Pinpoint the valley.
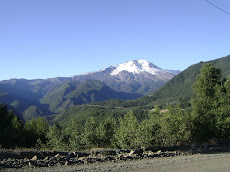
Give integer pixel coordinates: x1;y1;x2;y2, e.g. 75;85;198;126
1;55;230;164
0;59;179;121
2;0;230;170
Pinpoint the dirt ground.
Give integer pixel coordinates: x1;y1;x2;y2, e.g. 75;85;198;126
2;152;230;172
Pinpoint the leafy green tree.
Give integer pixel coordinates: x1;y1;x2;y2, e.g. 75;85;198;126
95;117;116;148
24;117;49;147
138;106;192;147
114;111;139;149
158;108;192;146
83;117;98;148
0;105;24;148
46;124;68;150
10;115;24;146
191;63;223;141
65;119;85;150
137;107;161;147
215;77;230;139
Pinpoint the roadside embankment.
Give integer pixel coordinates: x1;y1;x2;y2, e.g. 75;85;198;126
1;143;230;171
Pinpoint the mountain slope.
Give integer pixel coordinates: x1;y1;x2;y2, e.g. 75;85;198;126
146;55;230;106
73;60;180;95
40;80;141;113
0;59;179;120
54;55;230;127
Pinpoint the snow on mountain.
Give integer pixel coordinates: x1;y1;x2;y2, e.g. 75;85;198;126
70;59;180;95
111;60;166;76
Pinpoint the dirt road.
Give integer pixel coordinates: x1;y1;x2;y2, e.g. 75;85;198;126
3;152;230;172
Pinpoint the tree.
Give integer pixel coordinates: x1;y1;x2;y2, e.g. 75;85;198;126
114;111;139;149
135;107;162;147
10;115;24;146
158;107;192;146
65;119;85;150
95;117;116;148
191;63;223;141
46;124;68;150
83;117;98;148
24;117;49;148
0;105;24;148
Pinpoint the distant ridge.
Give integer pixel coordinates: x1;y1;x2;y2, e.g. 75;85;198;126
146;55;230;107
0;59;179;120
72;59;180;95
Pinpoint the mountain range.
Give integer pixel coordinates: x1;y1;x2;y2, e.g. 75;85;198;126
147;54;230;107
0;60;179;121
72;60;180;95
52;55;230;126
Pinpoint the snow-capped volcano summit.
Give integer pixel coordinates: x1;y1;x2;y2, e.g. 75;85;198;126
73;59;180;95
110;60;161;76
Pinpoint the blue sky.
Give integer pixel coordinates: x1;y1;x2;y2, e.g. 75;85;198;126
0;0;230;81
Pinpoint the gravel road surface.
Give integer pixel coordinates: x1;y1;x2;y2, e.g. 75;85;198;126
2;152;230;172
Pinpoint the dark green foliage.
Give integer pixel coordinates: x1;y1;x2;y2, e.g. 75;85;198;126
2;56;230;151
146;55;230;107
191;63;230;142
114;111;139;149
65;120;86;150
47;63;230;150
113;108;192;149
0;104;24;148
95;118;116;148
0;104;49;148
45;124;69;150
82;117;116;149
23;106;50;121
0;78;141;122
40;80;141;114
24;117;49;148
156;107;192;146
0;79;51;118
83;117;98;148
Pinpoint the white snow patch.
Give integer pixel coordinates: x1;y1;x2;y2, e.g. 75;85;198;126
111;60;160;76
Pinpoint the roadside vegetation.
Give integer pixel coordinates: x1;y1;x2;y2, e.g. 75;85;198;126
1;63;230;151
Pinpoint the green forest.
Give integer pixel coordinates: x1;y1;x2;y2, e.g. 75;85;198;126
1;63;230;150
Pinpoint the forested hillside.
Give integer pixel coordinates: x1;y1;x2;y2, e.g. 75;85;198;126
0;104;48;148
0;79;141;121
37;63;230;150
141;55;230;107
1;63;229;150
40;80;141;114
0;60;178;122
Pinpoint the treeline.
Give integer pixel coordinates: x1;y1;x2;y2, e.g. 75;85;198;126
1;63;230;150
0;105;48;148
43;63;230;150
43;108;192;150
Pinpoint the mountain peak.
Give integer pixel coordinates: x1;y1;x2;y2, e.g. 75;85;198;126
110;59;161;76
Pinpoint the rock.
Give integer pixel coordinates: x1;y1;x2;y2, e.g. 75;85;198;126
65;161;69;165
128;150;135;156
55;153;60;158
157;150;162;154
145;151;154;157
78;157;85;161
31;155;37;161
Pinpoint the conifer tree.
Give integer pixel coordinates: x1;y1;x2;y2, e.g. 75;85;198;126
191;63;222;141
114;111;139;149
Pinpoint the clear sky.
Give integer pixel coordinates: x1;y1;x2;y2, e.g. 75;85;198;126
0;0;230;81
